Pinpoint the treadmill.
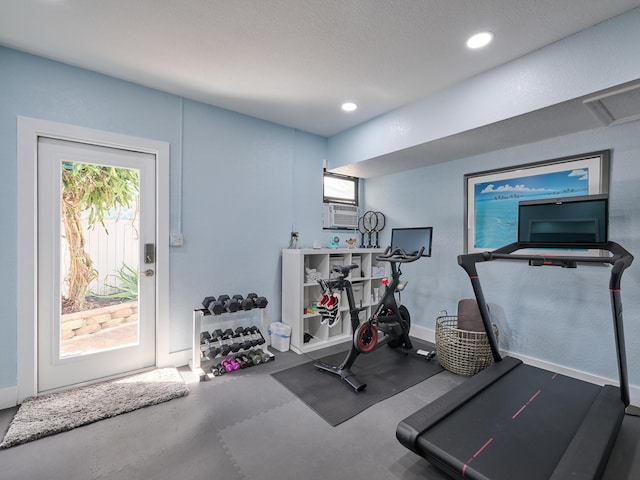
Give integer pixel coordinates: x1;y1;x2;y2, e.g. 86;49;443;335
397;196;634;480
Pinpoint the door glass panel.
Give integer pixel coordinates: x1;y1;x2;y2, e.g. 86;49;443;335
59;160;140;358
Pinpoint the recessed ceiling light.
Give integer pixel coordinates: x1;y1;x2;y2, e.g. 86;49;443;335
466;31;494;49
341;102;358;112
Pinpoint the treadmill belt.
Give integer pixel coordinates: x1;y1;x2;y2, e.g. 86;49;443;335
418;363;601;480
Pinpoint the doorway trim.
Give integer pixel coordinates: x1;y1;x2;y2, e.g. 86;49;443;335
17;116;170;403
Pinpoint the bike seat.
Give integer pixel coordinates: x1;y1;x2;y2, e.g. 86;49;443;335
332;264;359;276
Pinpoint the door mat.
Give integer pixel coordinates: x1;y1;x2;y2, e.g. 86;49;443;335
272;341;442;426
0;367;189;449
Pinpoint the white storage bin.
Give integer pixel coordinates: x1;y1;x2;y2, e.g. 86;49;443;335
269;322;292;352
352;284;363;306
371;265;386;277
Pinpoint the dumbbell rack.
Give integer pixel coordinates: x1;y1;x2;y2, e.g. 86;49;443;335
189;306;271;381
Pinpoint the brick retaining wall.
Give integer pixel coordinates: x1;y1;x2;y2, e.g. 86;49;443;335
60;301;138;339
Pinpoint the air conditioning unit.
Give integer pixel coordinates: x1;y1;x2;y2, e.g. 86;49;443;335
323;203;359;229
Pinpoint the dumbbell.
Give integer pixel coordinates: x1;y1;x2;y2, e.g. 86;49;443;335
220;359;234;373
241;326;260;347
211;363;226;376
235;354;251;369
199;332;212;357
254;348;272;363
229;357;241;370
246;350;262;366
218;294;240;313
232;294;254;311
202;296;224;315
233;327;254;350
217;329;235;354
227;328;243;353
205;344;222;359
211;329;224;341
246;326;266;346
222;358;240;372
247;293;268;309
200;331;212;345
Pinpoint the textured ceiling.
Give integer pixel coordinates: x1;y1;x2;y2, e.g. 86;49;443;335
2;1;640;137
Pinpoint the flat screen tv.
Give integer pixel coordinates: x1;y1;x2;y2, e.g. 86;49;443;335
391;227;433;257
518;194;608;246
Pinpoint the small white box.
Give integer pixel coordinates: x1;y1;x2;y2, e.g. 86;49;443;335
269;322;292;352
371;265;385;277
352;284;363;306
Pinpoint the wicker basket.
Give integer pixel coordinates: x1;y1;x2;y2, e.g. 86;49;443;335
435;312;498;376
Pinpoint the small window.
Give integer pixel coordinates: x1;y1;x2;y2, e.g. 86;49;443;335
323;172;358;205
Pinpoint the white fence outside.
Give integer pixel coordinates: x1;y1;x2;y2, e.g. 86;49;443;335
60;210;139;297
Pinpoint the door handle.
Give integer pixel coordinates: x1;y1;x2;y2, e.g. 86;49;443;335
144;269;155;277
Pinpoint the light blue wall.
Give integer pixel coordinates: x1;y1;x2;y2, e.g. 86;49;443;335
0;47;327;388
170;100;327;350
2;7;640;395
365;120;640;386
328;7;640;168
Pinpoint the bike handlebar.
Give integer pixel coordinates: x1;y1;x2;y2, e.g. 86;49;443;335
376;246;424;263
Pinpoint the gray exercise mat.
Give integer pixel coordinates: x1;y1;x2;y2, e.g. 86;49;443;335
271;341;443;426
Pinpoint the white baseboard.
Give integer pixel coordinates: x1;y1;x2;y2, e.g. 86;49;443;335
508;351;640;407
0;385;18;410
411;324;435;344
168;348;192;367
412;326;640;407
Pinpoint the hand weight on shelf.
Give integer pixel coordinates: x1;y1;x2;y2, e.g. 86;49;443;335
247;293;268;309
232;294;254;311
235;354;251;368
221;358;239;372
220;360;234;373
246;350;262;365
233;327;254;350
206;345;222;359
202;296;224;315
254;348;272;363
202;293;265;315
212;329;224;340
218;295;240;313
246;326;266;346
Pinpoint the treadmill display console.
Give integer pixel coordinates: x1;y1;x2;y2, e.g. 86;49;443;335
517;194;608;246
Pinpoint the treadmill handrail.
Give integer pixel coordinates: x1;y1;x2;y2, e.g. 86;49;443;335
457;241;633;406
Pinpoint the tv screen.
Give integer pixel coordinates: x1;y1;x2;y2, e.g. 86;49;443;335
518;194;608;245
391;227;433;257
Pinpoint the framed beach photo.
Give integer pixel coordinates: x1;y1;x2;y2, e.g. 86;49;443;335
464;151;610;253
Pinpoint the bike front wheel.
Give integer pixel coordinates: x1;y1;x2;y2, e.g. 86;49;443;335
354;321;378;353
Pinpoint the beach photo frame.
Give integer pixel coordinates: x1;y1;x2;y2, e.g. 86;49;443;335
464;151;610;253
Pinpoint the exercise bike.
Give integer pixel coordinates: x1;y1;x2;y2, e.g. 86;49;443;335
314;246;425;391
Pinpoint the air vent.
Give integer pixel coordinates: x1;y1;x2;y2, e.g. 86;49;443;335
583;82;640;126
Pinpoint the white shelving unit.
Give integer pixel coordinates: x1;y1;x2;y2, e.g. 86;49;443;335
281;248;389;354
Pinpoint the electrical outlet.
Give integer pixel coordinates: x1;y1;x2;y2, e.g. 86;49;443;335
170;233;184;247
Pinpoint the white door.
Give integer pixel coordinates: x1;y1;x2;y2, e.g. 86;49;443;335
37;137;156;393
